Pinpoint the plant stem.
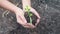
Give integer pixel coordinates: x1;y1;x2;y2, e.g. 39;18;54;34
30;17;32;24
28;11;32;24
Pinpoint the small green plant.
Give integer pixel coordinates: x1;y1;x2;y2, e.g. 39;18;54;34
25;6;33;24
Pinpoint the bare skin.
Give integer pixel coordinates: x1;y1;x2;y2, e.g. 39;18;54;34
0;0;40;28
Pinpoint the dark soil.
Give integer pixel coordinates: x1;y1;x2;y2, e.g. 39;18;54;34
0;0;60;34
24;12;37;25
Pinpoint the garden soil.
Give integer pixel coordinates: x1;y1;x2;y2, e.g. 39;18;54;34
0;0;60;34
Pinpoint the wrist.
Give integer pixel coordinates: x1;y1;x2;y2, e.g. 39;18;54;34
22;0;31;10
14;8;24;15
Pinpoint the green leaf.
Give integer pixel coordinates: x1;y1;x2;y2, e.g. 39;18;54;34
29;14;33;17
25;6;30;12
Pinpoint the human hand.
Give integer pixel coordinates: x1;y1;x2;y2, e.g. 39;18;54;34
24;7;40;26
15;8;35;28
30;7;40;26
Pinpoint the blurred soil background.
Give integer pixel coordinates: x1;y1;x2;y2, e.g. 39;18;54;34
0;0;60;34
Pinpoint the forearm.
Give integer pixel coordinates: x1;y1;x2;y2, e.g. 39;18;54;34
0;0;20;13
22;0;31;9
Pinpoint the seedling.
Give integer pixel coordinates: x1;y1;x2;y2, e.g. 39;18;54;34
25;6;33;24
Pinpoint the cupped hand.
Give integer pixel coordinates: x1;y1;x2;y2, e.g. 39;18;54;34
30;7;40;26
24;7;40;26
15;8;35;28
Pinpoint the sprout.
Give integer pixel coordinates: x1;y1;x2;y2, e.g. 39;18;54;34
25;6;33;24
25;6;30;12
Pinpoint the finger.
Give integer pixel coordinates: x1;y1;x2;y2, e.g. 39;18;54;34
16;10;27;23
23;23;35;28
23;26;33;28
18;15;27;23
16;15;24;24
30;9;40;19
35;18;40;26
